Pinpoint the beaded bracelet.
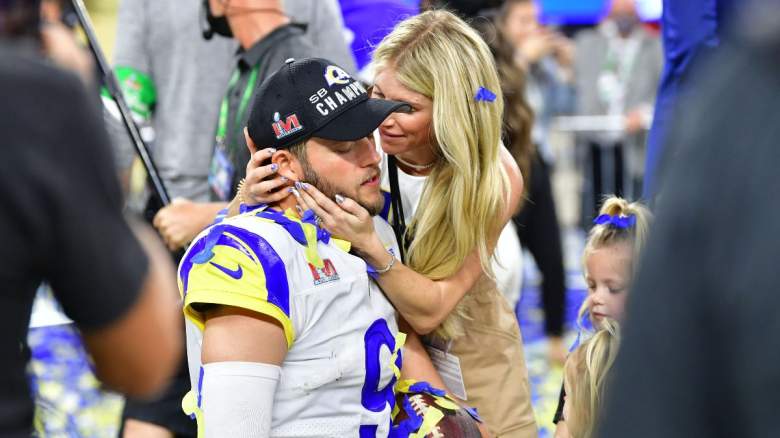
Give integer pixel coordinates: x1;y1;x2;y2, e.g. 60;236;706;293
237;178;248;204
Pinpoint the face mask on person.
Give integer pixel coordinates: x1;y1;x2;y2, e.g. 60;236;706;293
201;0;232;40
613;14;638;36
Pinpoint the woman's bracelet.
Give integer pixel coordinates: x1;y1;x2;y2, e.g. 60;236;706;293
373;251;396;274
235;178;268;214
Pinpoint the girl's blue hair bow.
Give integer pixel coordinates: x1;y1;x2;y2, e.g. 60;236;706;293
593;214;636;229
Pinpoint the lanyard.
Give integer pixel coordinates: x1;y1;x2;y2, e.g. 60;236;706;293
603;37;641;83
216;65;260;145
387;155;407;263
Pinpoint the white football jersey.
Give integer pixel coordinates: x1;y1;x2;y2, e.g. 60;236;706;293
179;208;402;437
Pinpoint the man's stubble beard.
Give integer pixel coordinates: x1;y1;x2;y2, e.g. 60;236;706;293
298;154;383;216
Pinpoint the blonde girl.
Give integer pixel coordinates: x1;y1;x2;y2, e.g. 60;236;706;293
241;10;536;437
582;196;651;325
554;196;651;437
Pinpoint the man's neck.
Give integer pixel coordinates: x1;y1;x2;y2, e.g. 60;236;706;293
230;12;290;50
269;194;300;218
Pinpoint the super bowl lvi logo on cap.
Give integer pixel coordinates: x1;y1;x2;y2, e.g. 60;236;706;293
324;65;352;87
271;112;303;140
246;58;410;151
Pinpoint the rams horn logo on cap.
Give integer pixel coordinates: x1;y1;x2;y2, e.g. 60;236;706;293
324;65;352;87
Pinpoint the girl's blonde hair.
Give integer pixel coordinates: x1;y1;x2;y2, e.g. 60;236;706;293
564;318;621;438
373;10;509;339
585;196;652;273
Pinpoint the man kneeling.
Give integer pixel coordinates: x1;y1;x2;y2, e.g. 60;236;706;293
178;58;483;437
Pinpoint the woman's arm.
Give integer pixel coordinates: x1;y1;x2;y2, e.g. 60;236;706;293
500;146;526;218
400;319;449;390
297;150;523;334
554;421;571;438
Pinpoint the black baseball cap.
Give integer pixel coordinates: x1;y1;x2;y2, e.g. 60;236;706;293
246;57;410;150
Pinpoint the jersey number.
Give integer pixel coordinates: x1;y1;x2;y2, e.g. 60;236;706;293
359;318;401;437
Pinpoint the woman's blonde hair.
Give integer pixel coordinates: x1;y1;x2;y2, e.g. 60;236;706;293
373;10;509;338
564;318;621;438
585;196;652;274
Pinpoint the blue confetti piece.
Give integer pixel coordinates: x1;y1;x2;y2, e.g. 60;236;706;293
239;202;266;214
409;381;447;397
301;209;317;223
366;264;379;281
465;406;482;423
190;227;223;264
389;395;424;437
211;207;229;226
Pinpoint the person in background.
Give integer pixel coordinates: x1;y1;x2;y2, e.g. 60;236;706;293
499;0;575;163
574;0;661;220
38;0;94;84
109;0;355;247
0;6;181;435
600;2;780;436
642;0;737;200
495;0;571;364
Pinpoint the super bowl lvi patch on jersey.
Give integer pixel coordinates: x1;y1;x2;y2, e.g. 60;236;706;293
308;258;340;286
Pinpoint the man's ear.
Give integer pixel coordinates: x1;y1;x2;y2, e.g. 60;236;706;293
244;127;300;180
244;127;258;156
272;150;300;181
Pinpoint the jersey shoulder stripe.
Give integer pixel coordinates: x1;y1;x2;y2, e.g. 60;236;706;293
178;222;294;347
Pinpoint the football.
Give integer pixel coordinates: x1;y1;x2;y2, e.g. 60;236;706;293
392;390;484;438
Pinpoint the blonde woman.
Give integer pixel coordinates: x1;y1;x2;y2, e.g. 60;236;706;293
241;10;538;437
562;319;621;438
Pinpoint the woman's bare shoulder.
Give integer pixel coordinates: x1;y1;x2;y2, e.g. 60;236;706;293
500;147;524;218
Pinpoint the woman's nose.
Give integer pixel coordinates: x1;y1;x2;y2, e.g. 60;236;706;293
380;114;396;128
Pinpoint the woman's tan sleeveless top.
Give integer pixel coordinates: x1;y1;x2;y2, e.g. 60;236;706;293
426;275;538;437
378;144;537;436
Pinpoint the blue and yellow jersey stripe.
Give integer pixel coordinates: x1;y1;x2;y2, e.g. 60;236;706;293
179;222;295;347
177;209;354;349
